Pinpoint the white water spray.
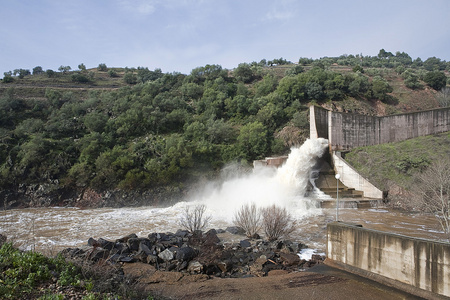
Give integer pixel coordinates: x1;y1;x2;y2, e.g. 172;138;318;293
186;138;329;221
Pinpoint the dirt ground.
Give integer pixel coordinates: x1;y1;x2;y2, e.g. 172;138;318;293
122;262;425;300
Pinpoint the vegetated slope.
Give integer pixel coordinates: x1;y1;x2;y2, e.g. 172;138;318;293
344;131;450;202
0;54;448;208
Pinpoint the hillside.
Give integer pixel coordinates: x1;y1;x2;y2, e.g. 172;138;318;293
344;131;450;206
0;53;449;209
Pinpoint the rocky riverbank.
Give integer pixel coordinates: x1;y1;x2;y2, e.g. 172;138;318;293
0;184;185;210
59;227;324;283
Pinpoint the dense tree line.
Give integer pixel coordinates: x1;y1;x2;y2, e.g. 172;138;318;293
0;51;448;192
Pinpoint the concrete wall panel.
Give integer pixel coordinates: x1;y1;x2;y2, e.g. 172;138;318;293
327;222;450;298
310;106;450;151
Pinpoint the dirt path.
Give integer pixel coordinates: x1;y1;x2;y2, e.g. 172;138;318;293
123;263;423;300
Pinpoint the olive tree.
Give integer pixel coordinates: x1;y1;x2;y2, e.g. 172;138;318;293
32;66;44;75
58;65;71;74
424;71;447;90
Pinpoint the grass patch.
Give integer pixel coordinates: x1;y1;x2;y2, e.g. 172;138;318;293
343;131;450;191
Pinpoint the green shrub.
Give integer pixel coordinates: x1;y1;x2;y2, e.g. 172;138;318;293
0;243;82;299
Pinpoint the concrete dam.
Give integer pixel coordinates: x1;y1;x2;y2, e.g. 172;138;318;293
307;106;450;299
259;105;450;201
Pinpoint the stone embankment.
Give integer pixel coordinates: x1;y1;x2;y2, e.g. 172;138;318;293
60;227;323;282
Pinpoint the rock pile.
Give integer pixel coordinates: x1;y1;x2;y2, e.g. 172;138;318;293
59;227;324;278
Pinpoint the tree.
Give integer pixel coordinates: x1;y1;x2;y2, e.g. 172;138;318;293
17;69;31;79
78;63;86;71
2;74;13;83
254;74;278;97
423;57;446;71
412;161;450;240
71;73;90;83
371;76;393;101
97;63;107;71
46;69;55;78
32;66;44;75
234;63;254;83
305;82;325;100
285;65;304;76
237;121;268;161
403;71;423;90
58;65;71;74
423;71;447;90
108;69;118;78
123;71;137;84
298;57;313;65
137;67;163;83
352;65;364;73
378;49;393;59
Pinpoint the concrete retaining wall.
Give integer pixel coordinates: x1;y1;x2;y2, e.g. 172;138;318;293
310;106;450;151
327;222;450;298
332;152;383;199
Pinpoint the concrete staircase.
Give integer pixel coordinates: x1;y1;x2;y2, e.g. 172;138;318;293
313;159;382;209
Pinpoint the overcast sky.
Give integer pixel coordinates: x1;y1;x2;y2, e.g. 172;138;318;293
1;0;449;76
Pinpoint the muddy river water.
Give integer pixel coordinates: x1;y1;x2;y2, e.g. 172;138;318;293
1;139;447;255
0;204;446;256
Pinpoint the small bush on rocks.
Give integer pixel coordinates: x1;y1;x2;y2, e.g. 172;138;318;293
233;203;262;238
179;204;212;233
261;205;297;241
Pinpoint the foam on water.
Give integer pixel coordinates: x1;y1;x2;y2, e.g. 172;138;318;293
187;138;329;222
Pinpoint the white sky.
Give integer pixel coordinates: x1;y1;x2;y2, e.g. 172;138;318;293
1;0;449;76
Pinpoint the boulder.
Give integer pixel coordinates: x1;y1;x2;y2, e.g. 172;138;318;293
87;237;97;247
158;249;174;261
175;229;189;238
127;238;141;251
217;260;231;273
89;248;109;262
116;233;138;243
187;261;203;274
118;256;136;263
139;243;152;256
111;242;130;255
203;230;220;245
239;240;251;248
97;238;114;250
279;252;300;266
175;246;197;262
250;255;267;276
146;254;159;265
225;226;245;235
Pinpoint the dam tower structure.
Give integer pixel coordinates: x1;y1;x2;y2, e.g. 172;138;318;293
309;105;450;200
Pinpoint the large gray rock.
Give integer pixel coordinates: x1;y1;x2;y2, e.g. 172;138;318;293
240;239;251;248
139;243;152;256
187;261;203;274
225;226;245;235
158;249;174;261
175;246;197;262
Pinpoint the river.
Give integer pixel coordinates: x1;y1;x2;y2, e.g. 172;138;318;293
0;205;446;255
0;138;447;255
